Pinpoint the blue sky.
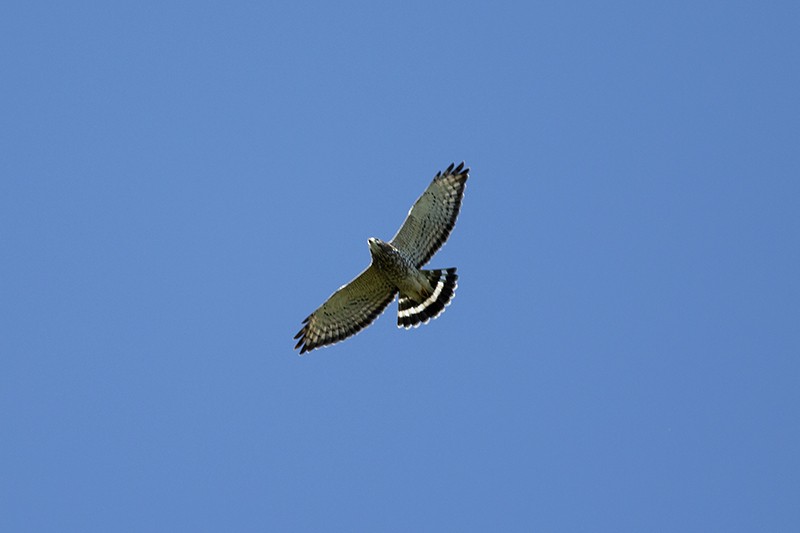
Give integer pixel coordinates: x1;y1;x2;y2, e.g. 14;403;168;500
2;1;798;531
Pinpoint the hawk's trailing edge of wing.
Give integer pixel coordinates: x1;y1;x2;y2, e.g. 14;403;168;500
390;162;469;268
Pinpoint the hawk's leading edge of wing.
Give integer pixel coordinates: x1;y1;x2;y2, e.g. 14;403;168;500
294;266;397;355
390;162;469;268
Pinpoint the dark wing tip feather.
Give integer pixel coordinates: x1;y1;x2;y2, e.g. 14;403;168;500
428;163;469;190
294;321;312;353
438;161;468;178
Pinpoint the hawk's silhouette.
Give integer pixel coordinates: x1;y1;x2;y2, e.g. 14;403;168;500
294;162;469;355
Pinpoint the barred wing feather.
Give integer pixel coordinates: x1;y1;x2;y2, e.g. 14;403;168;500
294;266;397;354
390;162;469;268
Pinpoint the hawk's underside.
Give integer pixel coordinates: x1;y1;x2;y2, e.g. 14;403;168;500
294;162;469;354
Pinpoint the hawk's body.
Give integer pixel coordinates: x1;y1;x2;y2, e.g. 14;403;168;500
294;162;469;354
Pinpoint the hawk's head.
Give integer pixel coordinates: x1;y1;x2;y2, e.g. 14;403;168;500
367;237;391;256
367;237;381;249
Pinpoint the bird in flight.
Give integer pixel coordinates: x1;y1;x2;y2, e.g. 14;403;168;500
294;162;470;355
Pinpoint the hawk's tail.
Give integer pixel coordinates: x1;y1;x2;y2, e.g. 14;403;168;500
397;268;458;329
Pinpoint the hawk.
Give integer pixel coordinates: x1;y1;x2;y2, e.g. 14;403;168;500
294;162;469;355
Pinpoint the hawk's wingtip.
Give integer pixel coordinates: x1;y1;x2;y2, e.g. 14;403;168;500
441;161;468;177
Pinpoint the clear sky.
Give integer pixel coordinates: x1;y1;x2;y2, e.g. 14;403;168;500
2;1;798;531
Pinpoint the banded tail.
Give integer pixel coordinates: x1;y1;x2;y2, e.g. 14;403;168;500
397;268;458;329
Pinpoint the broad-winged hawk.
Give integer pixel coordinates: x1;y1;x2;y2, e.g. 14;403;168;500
294;162;469;355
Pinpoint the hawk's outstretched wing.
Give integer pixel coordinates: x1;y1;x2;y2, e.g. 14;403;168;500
294;265;397;355
390;162;469;268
